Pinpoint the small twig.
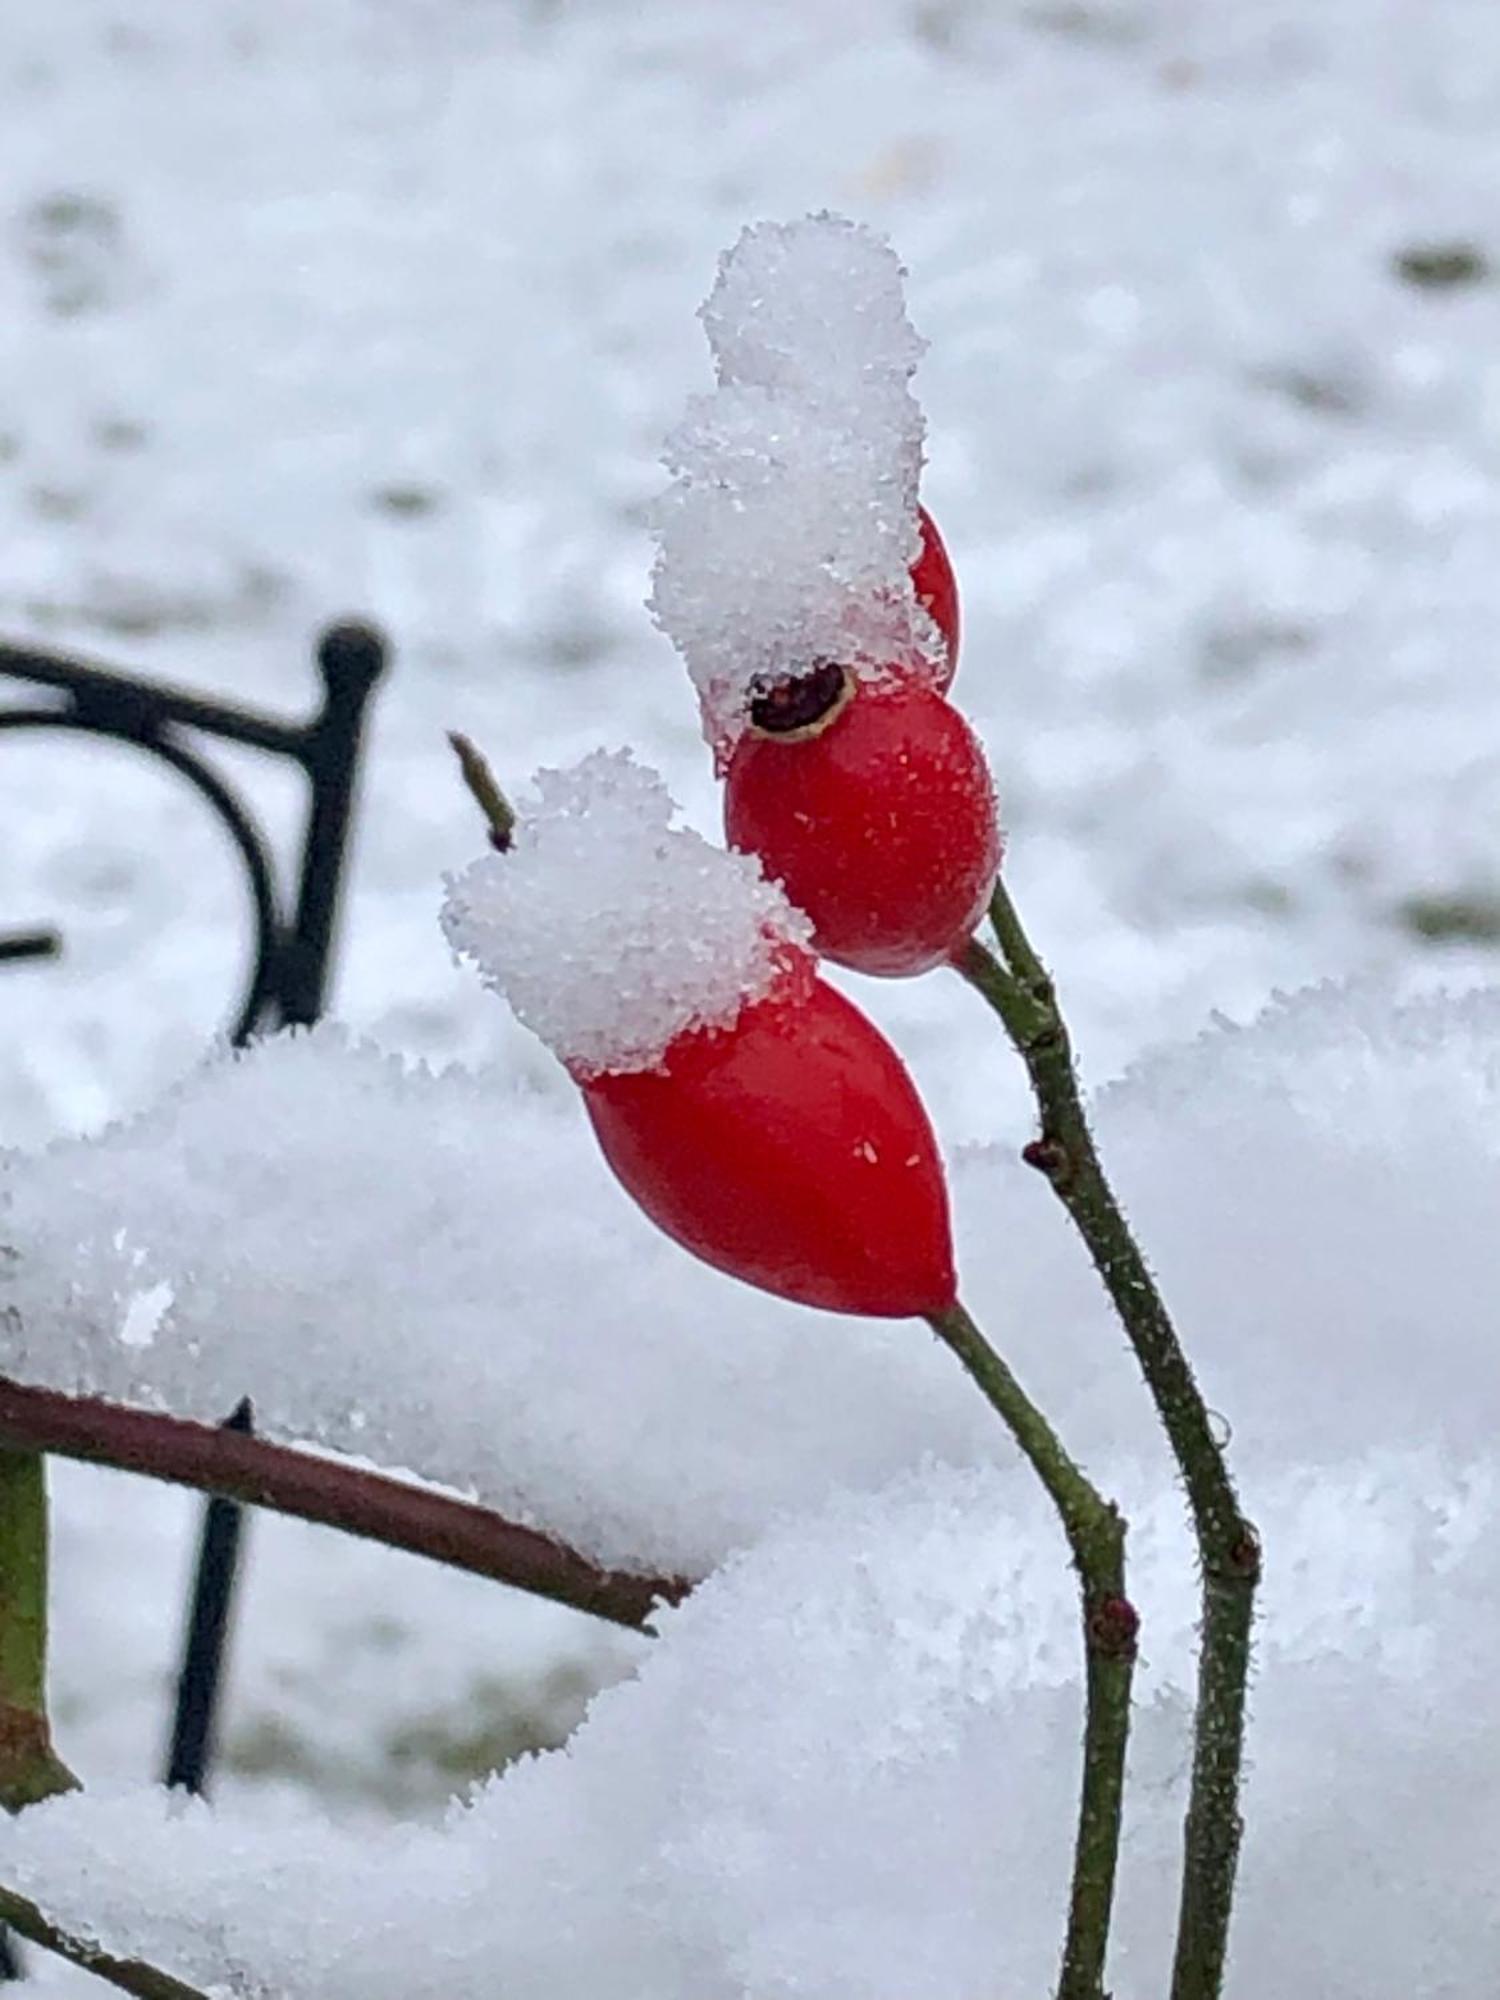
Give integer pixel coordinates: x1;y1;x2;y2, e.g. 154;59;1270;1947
0;1380;687;1633
448;731;515;851
926;1301;1133;2000
955;888;1259;2000
0;1449;79;1811
0;1880;214;2000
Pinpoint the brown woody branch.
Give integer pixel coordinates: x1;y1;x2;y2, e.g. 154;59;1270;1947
0;1379;688;1632
0;1881;213;2000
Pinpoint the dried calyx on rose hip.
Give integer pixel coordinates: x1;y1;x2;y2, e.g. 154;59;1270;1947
726;659;999;976
649;215;953;770
441;750;957;1318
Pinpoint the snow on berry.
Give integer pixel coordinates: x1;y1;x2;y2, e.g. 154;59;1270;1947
440;748;811;1077
649;215;950;760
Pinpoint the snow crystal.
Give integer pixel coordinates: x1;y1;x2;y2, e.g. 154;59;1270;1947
6;1454;1500;1999
650;216;945;759
439;748;811;1077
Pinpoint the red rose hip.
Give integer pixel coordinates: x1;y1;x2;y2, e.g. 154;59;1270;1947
443;747;959;1320
912;504;960;687
581;955;957;1318
724;668;1000;977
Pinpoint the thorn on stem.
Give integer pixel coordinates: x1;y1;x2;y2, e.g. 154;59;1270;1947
1229;1524;1262;1582
1022;1135;1069;1180
1088;1594;1140;1662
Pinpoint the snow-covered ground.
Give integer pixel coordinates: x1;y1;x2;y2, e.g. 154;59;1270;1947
2;0;1500;1957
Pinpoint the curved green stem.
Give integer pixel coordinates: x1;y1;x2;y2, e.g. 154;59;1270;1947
927;1301;1133;2000
956;888;1259;2000
0;1449;77;1812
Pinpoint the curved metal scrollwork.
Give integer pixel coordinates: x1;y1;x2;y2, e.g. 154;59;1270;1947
0;620;386;1047
0;707;280;1044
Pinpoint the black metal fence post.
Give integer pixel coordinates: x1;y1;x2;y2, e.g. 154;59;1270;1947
0;619;388;1844
162;1399;255;1793
160;623;387;1798
279;621;387;1027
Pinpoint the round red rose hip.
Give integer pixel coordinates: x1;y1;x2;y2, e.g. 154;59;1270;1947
725;670;1000;977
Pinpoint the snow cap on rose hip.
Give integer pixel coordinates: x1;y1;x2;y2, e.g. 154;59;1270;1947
440;749;957;1317
440;748;811;1077
650;214;952;765
701;213;927;418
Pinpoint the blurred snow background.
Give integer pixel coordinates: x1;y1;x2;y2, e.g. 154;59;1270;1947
2;0;1499;1909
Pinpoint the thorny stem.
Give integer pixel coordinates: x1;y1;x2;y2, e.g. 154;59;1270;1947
0;1449;78;1811
0;1880;214;2000
926;1302;1133;2000
449;730;516;851
0;1380;686;1633
956;884;1260;2000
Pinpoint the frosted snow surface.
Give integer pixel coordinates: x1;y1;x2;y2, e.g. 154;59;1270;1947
7;979;1500;1589
440;748;810;1076
4;1452;1499;2000
650;217;945;758
0;1023;994;1580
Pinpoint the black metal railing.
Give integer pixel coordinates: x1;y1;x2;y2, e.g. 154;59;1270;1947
0;620;387;1977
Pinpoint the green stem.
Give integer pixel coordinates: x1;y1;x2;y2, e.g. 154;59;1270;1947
957;889;1259;2000
0;1880;212;2000
927;1302;1134;2000
0;1449;78;1812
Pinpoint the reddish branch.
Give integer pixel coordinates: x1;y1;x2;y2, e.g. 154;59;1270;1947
0;1881;213;2000
0;1379;688;1631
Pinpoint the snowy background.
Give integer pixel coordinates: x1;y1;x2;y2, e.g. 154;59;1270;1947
2;0;1500;1984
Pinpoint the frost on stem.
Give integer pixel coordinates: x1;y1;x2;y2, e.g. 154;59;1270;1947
649;214;949;762
441;748;812;1077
